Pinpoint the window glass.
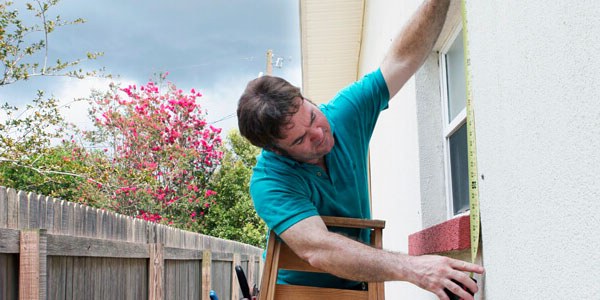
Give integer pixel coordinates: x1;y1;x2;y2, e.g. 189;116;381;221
449;123;469;214
445;29;466;122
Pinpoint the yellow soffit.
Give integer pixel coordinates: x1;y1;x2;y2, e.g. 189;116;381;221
299;0;365;105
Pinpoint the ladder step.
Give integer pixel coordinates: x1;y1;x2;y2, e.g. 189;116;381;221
274;284;368;300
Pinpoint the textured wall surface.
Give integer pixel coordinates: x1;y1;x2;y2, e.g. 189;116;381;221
467;1;600;299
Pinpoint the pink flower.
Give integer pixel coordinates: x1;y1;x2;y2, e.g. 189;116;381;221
204;189;216;198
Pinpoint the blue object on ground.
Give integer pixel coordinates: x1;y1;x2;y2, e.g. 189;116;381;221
209;290;218;300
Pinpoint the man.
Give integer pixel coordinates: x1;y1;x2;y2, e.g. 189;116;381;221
237;0;484;299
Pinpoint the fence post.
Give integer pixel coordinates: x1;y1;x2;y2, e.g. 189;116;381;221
148;243;164;300
231;253;240;300
19;229;47;300
202;250;211;300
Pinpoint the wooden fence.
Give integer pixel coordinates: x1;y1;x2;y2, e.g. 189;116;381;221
0;187;264;300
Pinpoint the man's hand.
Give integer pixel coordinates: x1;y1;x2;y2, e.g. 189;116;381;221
406;255;484;300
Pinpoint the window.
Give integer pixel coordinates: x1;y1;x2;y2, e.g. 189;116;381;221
440;25;469;217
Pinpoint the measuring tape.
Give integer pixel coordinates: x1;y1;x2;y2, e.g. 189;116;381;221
461;0;480;266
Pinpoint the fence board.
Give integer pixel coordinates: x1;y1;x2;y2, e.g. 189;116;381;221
18;191;28;230
149;243;164;300
175;260;181;299
124;258;133;300
0;228;19;253
47;256;62;300
249;255;256;290
72;256;84;299
93;257;101;300
117;256;126;300
0;187;7;228
38;195;46;230
85;206;97;238
7;188;18;229
19;230;40;300
202;250;211;300
39;230;48;300
74;203;84;236
109;211;117;241
101;210;109;240
52;199;61;234
100;257;109;299
232;253;240;300
109;257;119;299
65;256;73;300
44;197;54;233
60;201;69;235
85;257;94;299
212;260;232;300
46;233;149;258
164;260;175;300
191;260;201;300
28;193;39;229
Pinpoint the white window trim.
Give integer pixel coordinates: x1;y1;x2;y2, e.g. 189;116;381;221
439;24;467;220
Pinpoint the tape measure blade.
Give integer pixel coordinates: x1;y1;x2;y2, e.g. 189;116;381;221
461;0;480;265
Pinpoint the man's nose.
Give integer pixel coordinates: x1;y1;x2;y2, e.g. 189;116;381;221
309;127;324;143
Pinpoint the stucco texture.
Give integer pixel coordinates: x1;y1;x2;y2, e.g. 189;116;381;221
468;1;600;299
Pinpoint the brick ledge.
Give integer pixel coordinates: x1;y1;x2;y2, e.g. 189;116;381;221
408;215;470;256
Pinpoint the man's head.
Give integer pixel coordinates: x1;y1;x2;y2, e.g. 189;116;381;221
237;76;334;164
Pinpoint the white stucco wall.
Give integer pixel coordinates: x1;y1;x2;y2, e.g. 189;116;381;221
467;0;600;299
362;0;600;299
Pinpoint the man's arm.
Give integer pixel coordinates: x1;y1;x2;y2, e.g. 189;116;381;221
280;216;484;300
380;0;450;98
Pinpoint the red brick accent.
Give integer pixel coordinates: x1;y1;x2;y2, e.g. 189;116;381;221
408;215;471;255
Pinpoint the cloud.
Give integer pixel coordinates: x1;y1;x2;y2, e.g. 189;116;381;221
198;64;303;135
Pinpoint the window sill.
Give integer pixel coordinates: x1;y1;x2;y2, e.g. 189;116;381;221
408;215;470;255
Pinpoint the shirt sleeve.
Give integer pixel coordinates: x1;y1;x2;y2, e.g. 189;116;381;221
250;166;319;235
323;69;390;143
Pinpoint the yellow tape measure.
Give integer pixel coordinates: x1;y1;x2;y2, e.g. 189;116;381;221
461;0;480;266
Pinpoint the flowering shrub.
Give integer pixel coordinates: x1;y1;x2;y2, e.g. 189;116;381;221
83;74;223;229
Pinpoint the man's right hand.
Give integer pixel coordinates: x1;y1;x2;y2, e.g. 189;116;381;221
406;254;484;300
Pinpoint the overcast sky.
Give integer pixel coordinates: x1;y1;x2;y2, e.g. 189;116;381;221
0;0;302;133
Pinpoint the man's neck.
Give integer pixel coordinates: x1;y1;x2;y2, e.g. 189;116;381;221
315;157;327;173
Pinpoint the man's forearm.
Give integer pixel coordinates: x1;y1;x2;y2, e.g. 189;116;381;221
387;0;450;68
305;230;412;282
381;0;450;96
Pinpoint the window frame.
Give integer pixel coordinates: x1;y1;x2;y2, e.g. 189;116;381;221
439;24;469;219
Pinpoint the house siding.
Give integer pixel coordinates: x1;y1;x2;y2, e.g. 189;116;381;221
363;0;600;299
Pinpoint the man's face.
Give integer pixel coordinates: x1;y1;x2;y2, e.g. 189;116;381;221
274;97;334;165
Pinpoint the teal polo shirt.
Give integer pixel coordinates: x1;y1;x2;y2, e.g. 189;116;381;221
250;69;389;289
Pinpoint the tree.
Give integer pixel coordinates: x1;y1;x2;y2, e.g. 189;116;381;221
0;0;106;195
0;0;105;86
83;76;223;230
203;130;267;247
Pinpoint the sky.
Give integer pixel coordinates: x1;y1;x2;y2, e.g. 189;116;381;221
0;0;302;133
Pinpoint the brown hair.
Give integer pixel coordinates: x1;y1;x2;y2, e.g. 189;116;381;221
237;76;307;152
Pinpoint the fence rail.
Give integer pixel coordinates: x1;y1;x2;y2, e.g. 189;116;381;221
0;186;264;300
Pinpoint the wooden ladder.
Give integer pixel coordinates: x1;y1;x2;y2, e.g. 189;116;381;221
259;216;386;300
